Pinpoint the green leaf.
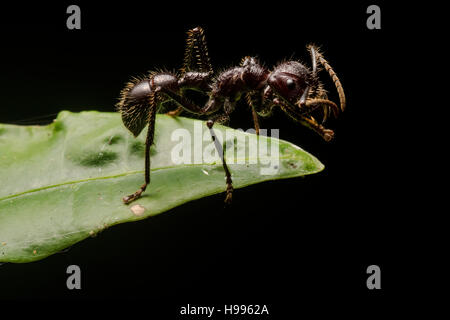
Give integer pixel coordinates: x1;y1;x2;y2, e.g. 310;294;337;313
0;111;323;263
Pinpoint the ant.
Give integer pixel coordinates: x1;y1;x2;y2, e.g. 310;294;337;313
116;27;346;205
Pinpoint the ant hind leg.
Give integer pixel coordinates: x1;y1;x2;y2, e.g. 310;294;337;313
181;27;213;74
123;89;159;204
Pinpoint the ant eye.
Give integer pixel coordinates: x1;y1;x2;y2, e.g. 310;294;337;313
286;79;295;89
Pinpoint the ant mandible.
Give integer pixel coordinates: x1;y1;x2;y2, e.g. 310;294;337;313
116;27;346;205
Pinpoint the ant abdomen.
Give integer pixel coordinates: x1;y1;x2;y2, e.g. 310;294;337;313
116;78;152;137
126;80;152;105
117;73;179;137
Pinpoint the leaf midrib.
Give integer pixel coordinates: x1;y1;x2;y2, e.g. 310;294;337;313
0;155;298;202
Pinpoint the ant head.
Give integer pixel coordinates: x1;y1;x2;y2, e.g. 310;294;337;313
267;61;311;106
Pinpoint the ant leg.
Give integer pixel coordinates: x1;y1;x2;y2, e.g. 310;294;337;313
251;106;260;135
302;98;340;119
317;92;330;124
123;88;159;204
245;92;261;135
210;111;231;126
307;44;346;111
165;106;183;117
278;101;335;142
166;27;213;118
299;116;335;142
158;87;234;203
206;118;234;204
181;27;213;74
161;87;221;115
286;94;339;122
160;100;184;117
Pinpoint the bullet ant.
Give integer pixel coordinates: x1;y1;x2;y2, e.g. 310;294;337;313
116;27;345;205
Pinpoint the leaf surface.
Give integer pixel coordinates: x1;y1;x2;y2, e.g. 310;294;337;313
0;111;323;262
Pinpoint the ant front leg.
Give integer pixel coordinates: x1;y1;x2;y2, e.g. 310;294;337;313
245;92;261;135
123;88;159;204
299;116;335;142
240;56;271;135
296;98;340;141
301;98;340;119
278;100;336;142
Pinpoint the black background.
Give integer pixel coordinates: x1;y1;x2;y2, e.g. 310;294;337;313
0;0;429;317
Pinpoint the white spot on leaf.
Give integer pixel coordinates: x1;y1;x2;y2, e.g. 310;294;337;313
131;204;145;216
